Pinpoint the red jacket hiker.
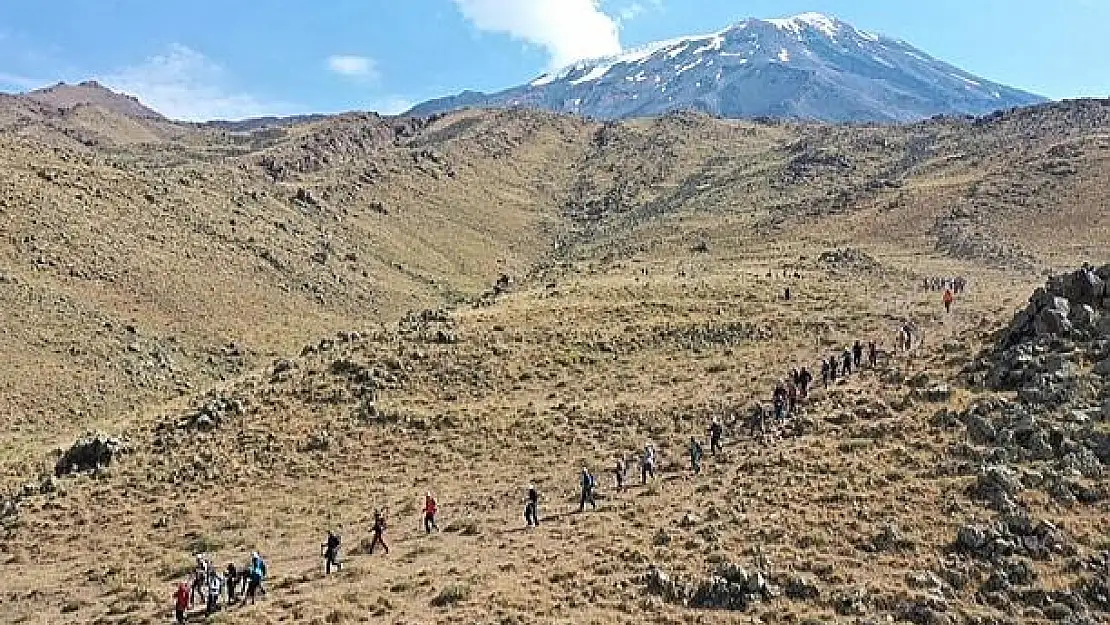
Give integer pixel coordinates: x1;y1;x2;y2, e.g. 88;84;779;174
943;289;954;312
174;582;190;623
423;493;439;533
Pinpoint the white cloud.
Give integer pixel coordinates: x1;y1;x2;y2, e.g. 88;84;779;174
327;55;379;79
98;44;292;122
616;0;662;23
453;0;622;68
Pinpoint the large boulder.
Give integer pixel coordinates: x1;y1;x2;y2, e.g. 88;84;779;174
55;433;127;476
1034;305;1073;337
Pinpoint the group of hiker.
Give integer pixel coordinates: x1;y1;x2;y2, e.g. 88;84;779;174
174;552;267;622
924;276;967;294
922;276;970;313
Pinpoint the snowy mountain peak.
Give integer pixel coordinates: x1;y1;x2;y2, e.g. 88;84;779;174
408;14;1046;123
766;12;841;37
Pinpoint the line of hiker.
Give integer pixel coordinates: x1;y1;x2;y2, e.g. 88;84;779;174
167;331;913;622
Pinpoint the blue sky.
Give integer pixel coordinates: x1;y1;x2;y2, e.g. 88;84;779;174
0;0;1106;121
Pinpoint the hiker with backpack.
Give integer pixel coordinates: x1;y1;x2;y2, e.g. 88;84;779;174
369;509;389;555
853;341;863;370
323;531;342;575
241;552;267;605
943;288;954;313
868;341;878;368
524;485;540;527
578;467;597;512
424;493;439;534
613;457;626;491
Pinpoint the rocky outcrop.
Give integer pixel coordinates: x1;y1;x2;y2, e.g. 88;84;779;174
55;433;128;476
1000;265;1109;347
643;563;772;611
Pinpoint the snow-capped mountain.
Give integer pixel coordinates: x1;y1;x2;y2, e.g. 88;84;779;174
408;13;1045;122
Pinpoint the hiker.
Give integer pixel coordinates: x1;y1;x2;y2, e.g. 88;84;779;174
784;286;791;301
853;341;863;370
424;493;439;534
786;379;798;415
323;530;342;574
369;509;389;555
772;381;788;421
688;437;704;475
641;445;656;485
174;581;190;624
613;457;626;491
224;563;239;604
943;288;954;313
748;403;766;441
578;467;596;512
868;341;878;368
828;355;839;381
708;418;723;456
206;571;223;616
241;553;265;606
524;485;540;527
900;323;914;351
190;556;208;606
842;348;853;376
800;367;813;398
820;359;830;388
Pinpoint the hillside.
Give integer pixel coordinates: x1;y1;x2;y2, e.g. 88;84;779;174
25;81;164;119
408;13;1045;122
0;97;1108;625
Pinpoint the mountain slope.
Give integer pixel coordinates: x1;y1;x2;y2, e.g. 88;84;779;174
408;13;1045;122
